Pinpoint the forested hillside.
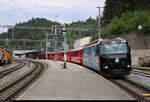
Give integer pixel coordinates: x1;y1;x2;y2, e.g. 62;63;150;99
0;17;98;49
0;18;60;40
102;0;150;25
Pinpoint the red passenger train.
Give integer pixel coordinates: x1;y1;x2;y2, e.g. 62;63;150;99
48;48;83;64
42;38;131;78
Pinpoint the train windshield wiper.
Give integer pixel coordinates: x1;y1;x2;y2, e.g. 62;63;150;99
115;41;121;52
106;42;116;50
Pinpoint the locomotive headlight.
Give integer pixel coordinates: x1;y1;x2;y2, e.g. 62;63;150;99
104;66;109;69
127;65;131;68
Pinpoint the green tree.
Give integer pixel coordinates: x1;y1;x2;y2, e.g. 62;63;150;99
102;0;150;25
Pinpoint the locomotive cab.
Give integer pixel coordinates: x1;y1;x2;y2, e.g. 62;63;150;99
99;38;131;77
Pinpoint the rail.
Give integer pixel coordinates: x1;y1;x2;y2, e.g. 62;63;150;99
110;78;150;101
0;60;45;100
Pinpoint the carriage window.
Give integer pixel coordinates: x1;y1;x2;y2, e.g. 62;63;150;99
100;43;128;54
72;51;79;56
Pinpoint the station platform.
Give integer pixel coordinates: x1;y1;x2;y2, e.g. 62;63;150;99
17;60;135;100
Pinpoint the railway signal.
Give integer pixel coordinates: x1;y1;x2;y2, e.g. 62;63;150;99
138;25;142;30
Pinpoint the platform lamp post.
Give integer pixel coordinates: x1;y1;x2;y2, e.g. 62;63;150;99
45;31;48;60
54;15;59;52
63;24;67;68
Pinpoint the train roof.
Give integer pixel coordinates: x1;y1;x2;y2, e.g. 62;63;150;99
83;38;103;48
70;48;83;51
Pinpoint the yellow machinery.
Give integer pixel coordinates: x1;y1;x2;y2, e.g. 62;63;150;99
0;48;12;65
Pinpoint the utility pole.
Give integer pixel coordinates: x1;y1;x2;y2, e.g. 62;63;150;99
97;7;101;39
12;28;15;50
45;31;48;60
79;29;81;48
54;15;59;52
63;24;67;68
54;26;57;52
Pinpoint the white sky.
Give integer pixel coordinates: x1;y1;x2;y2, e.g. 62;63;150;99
0;0;106;25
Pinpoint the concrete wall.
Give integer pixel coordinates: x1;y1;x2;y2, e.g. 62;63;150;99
131;49;150;66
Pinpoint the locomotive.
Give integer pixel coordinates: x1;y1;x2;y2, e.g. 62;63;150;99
83;38;131;77
47;37;131;78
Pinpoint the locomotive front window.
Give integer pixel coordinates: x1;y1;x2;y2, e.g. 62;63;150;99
100;43;128;54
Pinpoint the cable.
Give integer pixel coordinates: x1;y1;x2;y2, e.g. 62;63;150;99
11;0;28;20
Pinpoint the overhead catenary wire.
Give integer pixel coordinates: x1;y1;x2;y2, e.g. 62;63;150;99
0;25;99;31
11;0;28;20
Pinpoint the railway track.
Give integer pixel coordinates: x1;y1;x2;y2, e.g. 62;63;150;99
132;66;150;70
0;61;25;79
110;78;150;101
110;67;150;101
0;60;44;100
131;69;150;78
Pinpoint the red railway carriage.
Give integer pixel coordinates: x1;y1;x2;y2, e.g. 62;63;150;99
56;52;61;60
57;52;64;61
48;52;55;60
66;51;71;62
57;51;72;62
47;48;83;64
70;49;83;64
48;52;64;60
54;52;59;60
